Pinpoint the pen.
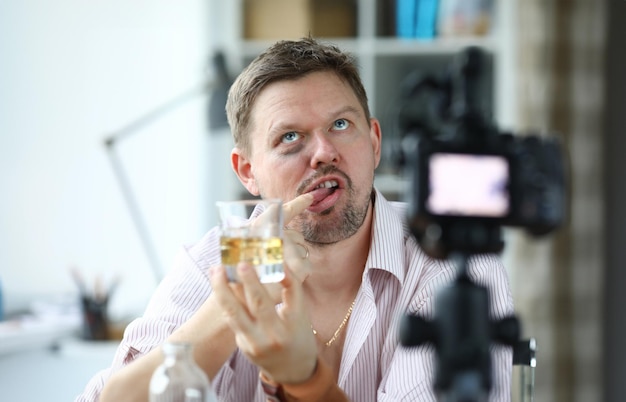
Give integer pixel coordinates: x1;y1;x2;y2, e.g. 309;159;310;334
69;265;88;297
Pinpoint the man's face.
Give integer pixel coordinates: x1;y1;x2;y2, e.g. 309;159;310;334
232;71;382;245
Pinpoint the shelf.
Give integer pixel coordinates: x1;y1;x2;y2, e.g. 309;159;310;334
237;38;362;60
365;36;498;56
236;36;498;60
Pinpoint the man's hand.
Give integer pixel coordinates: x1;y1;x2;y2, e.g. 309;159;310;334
209;193;318;384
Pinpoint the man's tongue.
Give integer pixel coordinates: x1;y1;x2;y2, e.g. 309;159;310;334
308;187;335;206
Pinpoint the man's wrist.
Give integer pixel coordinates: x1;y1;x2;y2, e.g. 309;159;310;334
259;371;283;402
259;357;320;402
259;357;349;402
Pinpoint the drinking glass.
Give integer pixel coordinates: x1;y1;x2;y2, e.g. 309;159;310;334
216;198;284;283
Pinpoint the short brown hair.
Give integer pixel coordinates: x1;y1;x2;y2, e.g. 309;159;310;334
225;37;370;154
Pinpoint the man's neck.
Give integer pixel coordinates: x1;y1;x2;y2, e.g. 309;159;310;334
304;198;375;300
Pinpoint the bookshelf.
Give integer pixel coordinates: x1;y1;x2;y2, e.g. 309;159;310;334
210;0;517;200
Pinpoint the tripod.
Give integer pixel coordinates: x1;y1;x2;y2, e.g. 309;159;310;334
400;253;520;401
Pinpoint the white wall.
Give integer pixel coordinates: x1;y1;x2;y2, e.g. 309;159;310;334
0;0;232;320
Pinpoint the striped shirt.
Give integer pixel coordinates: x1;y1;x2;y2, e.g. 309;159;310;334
76;189;513;401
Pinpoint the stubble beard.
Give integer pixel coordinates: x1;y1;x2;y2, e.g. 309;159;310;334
297;182;372;246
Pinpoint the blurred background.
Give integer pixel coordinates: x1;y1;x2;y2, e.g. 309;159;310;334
0;0;624;401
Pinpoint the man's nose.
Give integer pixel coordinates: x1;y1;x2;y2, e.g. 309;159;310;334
309;131;339;168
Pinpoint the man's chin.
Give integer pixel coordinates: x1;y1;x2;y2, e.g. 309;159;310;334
303;221;359;245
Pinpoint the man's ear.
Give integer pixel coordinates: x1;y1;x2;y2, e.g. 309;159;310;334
370;118;383;168
231;147;260;196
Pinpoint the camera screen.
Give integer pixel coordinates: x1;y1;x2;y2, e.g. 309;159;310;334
426;153;510;217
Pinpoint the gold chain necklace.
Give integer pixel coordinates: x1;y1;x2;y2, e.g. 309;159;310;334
311;298;357;347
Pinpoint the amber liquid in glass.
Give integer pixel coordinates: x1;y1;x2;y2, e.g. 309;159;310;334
220;236;284;283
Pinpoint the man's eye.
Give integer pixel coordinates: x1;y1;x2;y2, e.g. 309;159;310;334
333;118;350;131
281;132;301;143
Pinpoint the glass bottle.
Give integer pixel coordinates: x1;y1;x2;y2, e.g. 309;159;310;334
149;342;218;402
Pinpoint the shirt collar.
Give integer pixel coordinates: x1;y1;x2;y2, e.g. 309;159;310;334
365;188;409;283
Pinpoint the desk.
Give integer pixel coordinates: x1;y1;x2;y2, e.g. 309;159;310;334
0;338;119;402
0;318;78;356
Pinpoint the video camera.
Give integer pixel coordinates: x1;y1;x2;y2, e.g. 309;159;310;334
396;46;567;401
397;46;567;259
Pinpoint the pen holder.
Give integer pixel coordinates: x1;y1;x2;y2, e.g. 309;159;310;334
80;296;109;341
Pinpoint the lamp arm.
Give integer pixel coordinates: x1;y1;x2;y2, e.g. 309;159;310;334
104;144;166;283
104;81;214;147
103;80;216;284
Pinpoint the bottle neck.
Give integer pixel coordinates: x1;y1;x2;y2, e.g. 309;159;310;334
162;342;193;365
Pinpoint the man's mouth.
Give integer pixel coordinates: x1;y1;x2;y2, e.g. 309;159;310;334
315;180;338;190
307;180;340;206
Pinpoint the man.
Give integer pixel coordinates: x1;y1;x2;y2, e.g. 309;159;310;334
77;37;513;401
